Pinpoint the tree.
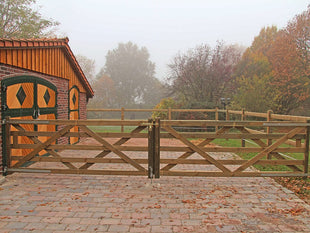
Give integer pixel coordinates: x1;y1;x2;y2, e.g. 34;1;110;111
87;74;117;108
76;54;96;85
167;41;243;108
232;52;278;112
152;98;176;119
268;6;310;114
0;0;59;38
104;42;159;107
232;26;279;112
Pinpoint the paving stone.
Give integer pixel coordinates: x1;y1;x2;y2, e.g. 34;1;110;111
108;224;130;232
1;162;310;233
4;222;28;229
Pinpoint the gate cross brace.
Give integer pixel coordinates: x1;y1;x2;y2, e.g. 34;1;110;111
236;126;302;172
79;125;147;170
80;125;147;172
234;127;305;173
163;125;232;175
12;124;77;170
13;124;77;169
13;125;75;168
161;126;231;171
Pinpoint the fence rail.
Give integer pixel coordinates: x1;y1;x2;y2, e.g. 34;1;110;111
3;117;310;178
87;108;310;122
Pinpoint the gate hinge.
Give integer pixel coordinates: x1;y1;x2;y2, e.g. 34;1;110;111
1;84;7;92
1;104;8;111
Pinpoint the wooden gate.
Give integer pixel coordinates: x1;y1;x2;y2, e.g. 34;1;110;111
3;118;309;178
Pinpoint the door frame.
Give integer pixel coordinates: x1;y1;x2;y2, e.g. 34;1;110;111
1;75;58;118
1;75;58;172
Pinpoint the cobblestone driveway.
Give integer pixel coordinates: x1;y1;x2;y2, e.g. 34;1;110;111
1;173;310;232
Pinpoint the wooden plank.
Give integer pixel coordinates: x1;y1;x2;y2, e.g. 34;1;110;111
9;119;308;128
5;117;11;168
304;120;310;175
148;119;154;178
11;130;306;140
154;118;160;178
238;126;303;171
7;119;149;126
24;157;304;166
12;144;305;153
161;170;307;177
80;125;146;172
163;126;232;174
270;153;302;172
161;127;231;171
234;127;305;173
8;168;147;176
13;125;74;168
12;143;305;153
245;127;303;147
79;125;147;170
11;124;76;169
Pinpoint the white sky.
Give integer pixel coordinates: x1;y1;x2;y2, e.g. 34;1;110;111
36;0;309;80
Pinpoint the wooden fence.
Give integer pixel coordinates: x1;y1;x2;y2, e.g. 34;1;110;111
3;117;309;178
87;108;310;122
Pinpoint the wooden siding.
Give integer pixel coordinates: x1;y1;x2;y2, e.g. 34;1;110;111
0;47;86;93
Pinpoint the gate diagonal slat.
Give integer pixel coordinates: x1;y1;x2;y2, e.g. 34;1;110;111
80;125;147;172
236;126;302;172
12;124;77;170
162;126;231;171
79;125;147;170
234;127;305;174
13;125;74;168
163;125;232;175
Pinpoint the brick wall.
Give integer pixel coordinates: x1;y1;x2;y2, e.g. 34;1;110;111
79;92;87;120
0;64;88;174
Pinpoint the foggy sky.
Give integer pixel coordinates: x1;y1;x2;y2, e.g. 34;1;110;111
36;0;309;80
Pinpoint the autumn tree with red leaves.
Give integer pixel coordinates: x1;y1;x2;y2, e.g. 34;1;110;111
167;41;243;108
268;6;310;114
232;26;279;112
233;6;310;114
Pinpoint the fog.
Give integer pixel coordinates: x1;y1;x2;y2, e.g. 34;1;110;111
36;0;309;80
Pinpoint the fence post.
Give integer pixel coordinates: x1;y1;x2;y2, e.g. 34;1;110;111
304;120;310;177
168;108;172;120
121;107;125;132
241;109;245;147
226;109;230;121
215;107;219;131
148;118;154;179
154;118;160;178
267;110;273;159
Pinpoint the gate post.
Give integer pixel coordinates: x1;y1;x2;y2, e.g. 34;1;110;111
148;118;160;179
154;118;160;178
148;118;154;178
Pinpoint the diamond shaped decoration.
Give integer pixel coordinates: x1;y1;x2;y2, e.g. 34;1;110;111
16;86;26;105
72;93;77;105
43;89;50;105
